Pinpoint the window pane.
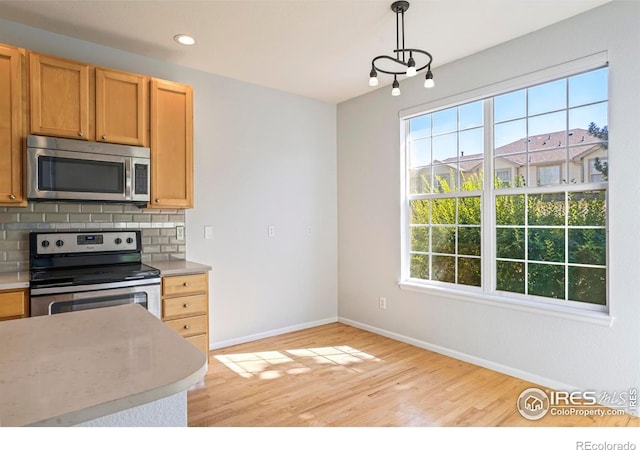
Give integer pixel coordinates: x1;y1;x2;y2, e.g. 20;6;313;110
458;257;481;287
410;199;430;224
432;165;456;193
496;228;525;260
496;261;525;294
411;226;430;252
569;68;608;108
495;89;526;123
534;161;563;187
568;229;606;265
432;226;455;254
432;255;455;283
409;114;432;140
459;101;483;130
458;227;480;256
433;133;457;163
528;228;565;263
458;197;481;225
528;79;566;116
528;111;566;139
568;191;606;226
409;167;431;194
528;263;565;299
568;266;606;305
409;138;431;168
410;254;429;280
432;199;455;224
569;103;608;132
496;195;525;226
528;193;565;226
460;162;483;191
459;128;483;159
433;108;457;135
495;119;526;151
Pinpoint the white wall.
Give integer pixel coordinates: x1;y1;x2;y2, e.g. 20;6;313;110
337;0;640;400
0;18;338;348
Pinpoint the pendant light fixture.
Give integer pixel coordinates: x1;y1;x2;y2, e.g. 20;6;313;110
368;1;434;96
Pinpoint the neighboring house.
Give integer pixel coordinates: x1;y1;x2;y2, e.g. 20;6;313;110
411;128;607;192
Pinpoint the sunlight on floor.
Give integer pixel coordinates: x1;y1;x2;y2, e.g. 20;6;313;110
214;346;382;379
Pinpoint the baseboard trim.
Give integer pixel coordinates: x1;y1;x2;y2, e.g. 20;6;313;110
209;316;338;350
338;316;579;393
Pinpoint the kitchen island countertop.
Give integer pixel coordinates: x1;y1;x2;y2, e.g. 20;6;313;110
0;303;207;427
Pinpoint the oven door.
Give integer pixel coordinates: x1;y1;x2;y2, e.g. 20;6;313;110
30;280;161;318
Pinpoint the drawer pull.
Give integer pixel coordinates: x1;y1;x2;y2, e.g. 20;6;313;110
78;131;84;137
183;303;189;308
9;194;16;200
183;324;190;330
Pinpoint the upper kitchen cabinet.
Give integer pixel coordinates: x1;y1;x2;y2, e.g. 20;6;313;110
95;67;148;146
29;52;149;146
0;44;26;207
29;52;90;140
149;78;194;209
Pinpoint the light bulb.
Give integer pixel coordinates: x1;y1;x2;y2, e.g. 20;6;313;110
369;68;379;87
392;78;401;96
174;34;196;45
406;57;417;77
424;69;434;88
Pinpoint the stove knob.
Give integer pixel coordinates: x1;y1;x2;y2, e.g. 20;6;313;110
56;240;64;247
41;240;50;248
115;238;122;245
126;237;134;244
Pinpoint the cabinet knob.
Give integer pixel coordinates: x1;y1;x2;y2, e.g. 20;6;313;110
155;199;160;203
9;194;16;200
183;325;190;330
78;131;84;137
183;282;189;287
101;135;107;140
183;303;189;308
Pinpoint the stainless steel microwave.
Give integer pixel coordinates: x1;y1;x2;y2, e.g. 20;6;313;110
27;134;150;205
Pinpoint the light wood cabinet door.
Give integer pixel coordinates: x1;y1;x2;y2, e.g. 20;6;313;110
0;289;29;320
29;52;90;140
149;78;193;209
0;44;26;207
95;67;148;146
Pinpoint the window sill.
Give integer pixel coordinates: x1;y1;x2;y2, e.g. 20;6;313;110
398;281;613;327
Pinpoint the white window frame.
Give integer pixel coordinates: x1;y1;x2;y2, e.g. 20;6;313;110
399;53;611;325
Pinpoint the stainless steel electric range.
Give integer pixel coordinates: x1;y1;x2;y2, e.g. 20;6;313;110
29;230;161;318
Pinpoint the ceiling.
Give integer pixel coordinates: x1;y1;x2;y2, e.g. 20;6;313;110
0;0;612;104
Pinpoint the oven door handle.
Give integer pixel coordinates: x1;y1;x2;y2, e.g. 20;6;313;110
30;277;161;296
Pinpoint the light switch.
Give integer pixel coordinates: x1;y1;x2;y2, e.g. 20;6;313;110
204;225;213;240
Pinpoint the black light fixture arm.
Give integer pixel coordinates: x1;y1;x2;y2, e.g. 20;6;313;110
371;49;433;76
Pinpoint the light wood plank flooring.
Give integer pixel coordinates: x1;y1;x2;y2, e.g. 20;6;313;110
188;322;639;427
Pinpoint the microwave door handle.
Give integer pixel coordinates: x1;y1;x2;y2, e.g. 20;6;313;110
125;158;132;200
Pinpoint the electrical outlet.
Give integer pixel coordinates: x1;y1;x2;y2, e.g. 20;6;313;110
306;225;313;236
379;297;387;310
176;226;185;240
268;225;275;238
204;225;213;240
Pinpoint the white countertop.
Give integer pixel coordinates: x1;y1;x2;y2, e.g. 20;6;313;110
0;272;29;290
0;304;207;427
149;260;211;276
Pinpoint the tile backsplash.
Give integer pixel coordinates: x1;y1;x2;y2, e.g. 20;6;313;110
0;202;186;273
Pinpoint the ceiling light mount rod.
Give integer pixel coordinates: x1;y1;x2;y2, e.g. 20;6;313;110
369;1;435;95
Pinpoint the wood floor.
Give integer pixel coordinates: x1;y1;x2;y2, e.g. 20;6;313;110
187;322;640;427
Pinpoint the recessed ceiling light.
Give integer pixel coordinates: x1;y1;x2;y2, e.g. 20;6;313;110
174;34;196;46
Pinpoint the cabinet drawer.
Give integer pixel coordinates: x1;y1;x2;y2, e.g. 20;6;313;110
162;293;207;319
186;334;209;356
0;290;27;320
162;273;207;297
164;315;207;338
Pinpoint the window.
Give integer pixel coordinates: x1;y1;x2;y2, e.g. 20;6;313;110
403;66;608;312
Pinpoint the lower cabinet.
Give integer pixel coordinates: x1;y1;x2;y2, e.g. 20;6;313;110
161;273;209;361
0;289;29;320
